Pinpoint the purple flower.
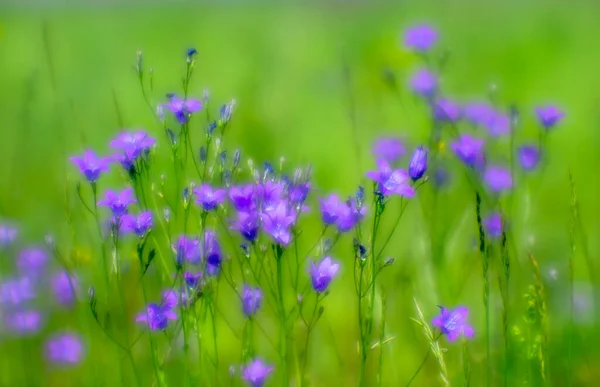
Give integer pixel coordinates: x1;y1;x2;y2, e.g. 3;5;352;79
0;276;36;306
450;134;485;168
69;150;111;183
484;166;513;192
45;333;84;366
241;359;274;387
229;185;258;212
184;272;203;289
408;146;428;181
50;271;79;307
230;211;260;242
98;188;137;218
163;96;203;124
519;145;541;171
261;201;296;246
242;285;262;317
4;309;43;334
162;289;190;309
258;181;285;212
432;306;474;342
464;103;495;126
434;99;461;122
136;303;177;331
366;159;415;197
535;105;564;129
194;184;227;211
121;212;153;237
319;194;342;225
110;131;155;169
17;247;49;274
404;25;438;52
410;69;437;97
335;200;366;232
372;137;406;163
0;224;17;248
309;256;340;293
289;182;310;205
203;231;222;275
483;213;502;239
173;236;202;265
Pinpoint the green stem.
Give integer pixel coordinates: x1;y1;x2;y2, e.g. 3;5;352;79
275;245;288;386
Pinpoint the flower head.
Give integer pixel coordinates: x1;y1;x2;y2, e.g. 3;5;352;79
50;271;79;307
366;159;415;197
0;224;17;248
372;137;406;163
121;212;153;237
17;247;49;274
483;213;503;239
98;188;137;218
0;276;36;306
464;103;495;126
335;199;366;232
309;256;340;293
519;145;540;171
242;285;262;317
194;184;227;211
535;105;564;129
408;146;428;181
258;181;286;212
173;236;201;265
289;182;310;206
184;272;203;289
230;211;260;242
450;134;485;168
45;333;84;366
229;184;258;212
203;231;222;275
135;303;177;331
404;25;438;52
261;201;296;246
319;194;342;225
432;306;474;342
241;359;274;387
4;309;43;334
434;99;461;122
69;150;111;183
410;69;437;97
484;166;512;192
110;131;155;170
163;96;203;124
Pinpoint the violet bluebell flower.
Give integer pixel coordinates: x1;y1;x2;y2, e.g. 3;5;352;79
519;145;541;171
17;247;49;274
432;306;474;342
162;289;190;309
135;303;177;331
98;188;137;218
203;231;222;275
464;103;495;127
335;200;366;232
372;137;406;163
230;211;260;242
45;333;84;366
485;112;510;137
184;272;203;289
50;271;79;307
404;25;438;52
0;276;36;306
110;131;155;169
535;105;564;129
258;181;285;212
410;69;437;97
194;184;227;211
289;182;310;205
319;194;342;225
0;224;17;248
261;201;296;246
450;134;485;168
242;285;262;317
484;166;513;192
309;256;340;293
69;150;111;183
241;359;274;387
120;212;153;237
229;184;258;212
434;99;461;122
366;159;415;197
408;146;428;181
173;236;202;265
483;213;502;239
163;95;203;124
4;310;43;334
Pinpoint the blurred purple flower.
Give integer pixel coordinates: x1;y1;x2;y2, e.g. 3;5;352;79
194;184;227;211
410;69;437;97
335;200;366;232
484;166;513;192
241;359;274;387
69;150;111;183
319;194;342;225
432;306;474;341
50;271;79;307
162;289;190;309
229;184;258;212
261;201;296;246
136;303;177;331
258;181;286;212
45;333;84;366
230;211;260;242
203;231;222;275
173;236;201;265
404;25;438;52
4;309;43;334
120;212;153;237
163;96;203;124
519;145;541;171
110;131;155;169
434;99;461;122
408;146;428;181
366;159;415;197
464;103;495;126
309;256;340;293
242;285;262;317
372;137;406;163
0;224;17;248
98;188;136;218
483;213;503;239
184;272;202;289
17;247;49;274
535;105;564;129
0;276;36;306
450;134;485;168
289;182;310;205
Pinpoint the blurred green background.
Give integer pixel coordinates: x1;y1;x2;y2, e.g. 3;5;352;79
1;0;600;386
